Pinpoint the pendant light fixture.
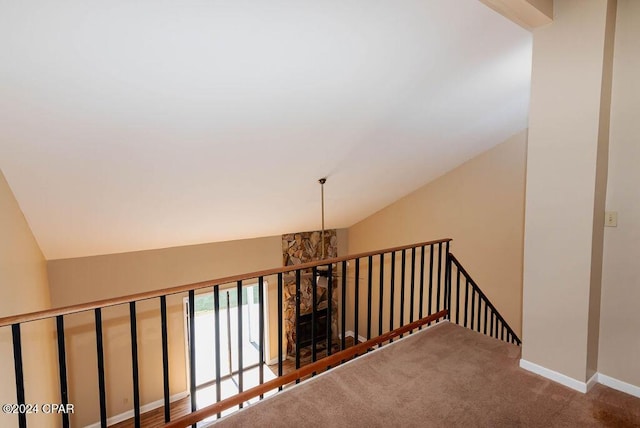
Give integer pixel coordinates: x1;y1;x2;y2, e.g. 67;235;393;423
319;177;327;260
317;177;330;285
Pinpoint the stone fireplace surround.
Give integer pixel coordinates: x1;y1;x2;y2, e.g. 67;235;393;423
282;230;339;357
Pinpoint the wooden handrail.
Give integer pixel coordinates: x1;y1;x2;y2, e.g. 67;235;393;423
163;309;448;428
0;238;451;327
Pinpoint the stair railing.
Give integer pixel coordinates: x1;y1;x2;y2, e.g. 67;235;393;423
0;238;521;428
447;253;521;345
0;239;452;428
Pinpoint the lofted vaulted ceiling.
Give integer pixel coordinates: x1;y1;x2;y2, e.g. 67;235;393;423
0;0;531;260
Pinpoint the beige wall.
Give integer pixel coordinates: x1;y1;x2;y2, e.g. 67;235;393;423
348;130;527;336
587;0;617;382
0;170;59;428
599;0;640;388
522;0;614;383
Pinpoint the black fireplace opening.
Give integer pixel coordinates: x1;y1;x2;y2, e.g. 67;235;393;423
297;308;328;348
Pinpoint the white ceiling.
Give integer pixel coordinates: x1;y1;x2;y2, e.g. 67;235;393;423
0;0;531;260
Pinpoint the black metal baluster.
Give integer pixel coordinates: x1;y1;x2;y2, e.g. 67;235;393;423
400;250;406;336
226;291;232;385
277;273;283;389
327;264;333;356
129;302;141;428
95;309;107;428
311;267;318;366
160;297;170;423
493;319;498;339
464;278;470;328
443;257;449;319
236;280;243;407
11;324;26;428
354;259;360;346
341;261;347;351
419;246;425;330
410;247;416;326
455;267;461;324
367;256;373;341
436;242;442;322
501;323;505;341
428;245;434;325
490;312;495;338
214;286;222;417
483;298;488;335
389;251;396;342
295;270;301;383
489;308;497;336
378;253;384;346
56;316;70;428
476;293;482;333
470;288;476;331
445;241;451;320
258;277;265;398
188;290;196;416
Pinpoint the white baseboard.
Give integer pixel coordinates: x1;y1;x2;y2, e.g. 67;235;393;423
519;360;640;398
341;330;367;344
84;391;189;428
586;372;599;391
519;359;595;393
598;373;640;398
268;356;286;365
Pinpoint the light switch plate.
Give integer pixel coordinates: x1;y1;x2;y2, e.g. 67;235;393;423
605;211;618;227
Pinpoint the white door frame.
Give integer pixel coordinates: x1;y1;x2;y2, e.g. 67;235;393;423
182;281;271;392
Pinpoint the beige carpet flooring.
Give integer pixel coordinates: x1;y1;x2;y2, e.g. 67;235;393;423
209;322;640;427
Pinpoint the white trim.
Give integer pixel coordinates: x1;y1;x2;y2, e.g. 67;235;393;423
519;359;591;393
183;280;271;387
586;372;598;392
598;373;640;398
262;280;272;363
519;360;640;398
341;330;367;344
246;280;272;363
268;356;285;365
84;391;189;428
